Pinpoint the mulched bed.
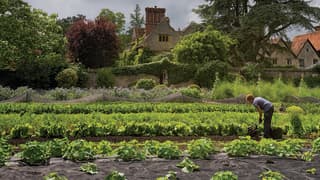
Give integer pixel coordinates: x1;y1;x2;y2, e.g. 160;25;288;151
1;153;319;180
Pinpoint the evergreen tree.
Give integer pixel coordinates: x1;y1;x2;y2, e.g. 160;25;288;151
130;4;144;28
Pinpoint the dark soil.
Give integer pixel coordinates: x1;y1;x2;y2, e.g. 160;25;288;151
1;153;319;180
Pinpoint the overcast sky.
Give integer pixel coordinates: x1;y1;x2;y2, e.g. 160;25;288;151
23;0;205;31
23;0;320;38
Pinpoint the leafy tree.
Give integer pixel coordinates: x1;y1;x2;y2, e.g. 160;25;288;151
196;0;320;64
57;14;86;34
130;4;144;29
172;27;235;64
66;17;119;69
98;8;125;34
0;0;67;88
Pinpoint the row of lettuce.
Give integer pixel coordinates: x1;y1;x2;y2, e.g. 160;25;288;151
0;112;319;138
2;137;320;165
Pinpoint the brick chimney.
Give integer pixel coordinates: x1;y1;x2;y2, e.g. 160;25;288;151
145;6;166;35
314;25;320;31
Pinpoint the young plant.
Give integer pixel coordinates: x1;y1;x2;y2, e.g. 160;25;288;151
224;136;257;157
259;170;285;180
157;141;181;160
257;138;282;156
63;139;96;161
301;151;315;162
210;171;238;180
80;162;98;175
187;138;215;159
143;140;160;156
312;137;320;153
306;168;316;175
156;171;178;180
20;141;49;165
176;157;200;173
48;138;69;157
0;138;12;166
105;171;127;180
115;141;145;161
44;172;68;180
96;141;112;156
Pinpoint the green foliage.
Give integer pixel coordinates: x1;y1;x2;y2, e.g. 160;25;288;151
80;162;98;175
176;157;200;173
306;168;317;175
187;138;215;159
39;123;66;138
20;141;49;165
105;171;127;180
135;79;157;90
301;151;314;162
240;63;262;82
286;106;305;114
143;140;161;156
10;124;33;138
195;61;229;88
63;139;95;161
224;136;257;157
290;114;305;137
210;171;238;180
257;138;282;156
129;4;144;29
48;138;69;157
312;137;320;153
97;68;115;88
98;8;125;33
157;141;181;160
55;68;78;88
0;138;11;166
156;171;178;180
259;170;285;180
115;141;146;161
180;87;201;99
44;172;68;180
172;27;235;64
97;141;112;156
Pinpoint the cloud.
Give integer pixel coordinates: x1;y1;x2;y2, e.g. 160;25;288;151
23;0;206;30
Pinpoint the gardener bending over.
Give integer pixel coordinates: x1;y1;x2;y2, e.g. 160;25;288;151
246;94;274;138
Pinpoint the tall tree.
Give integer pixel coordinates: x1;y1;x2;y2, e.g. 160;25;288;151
130;4;144;29
66;17;119;68
57;14;86;34
196;0;320;65
98;8;125;34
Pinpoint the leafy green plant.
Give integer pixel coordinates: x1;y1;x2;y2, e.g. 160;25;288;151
286;106;305;114
306;168;316;175
97;68;115;88
157;141;181;160
135;78;157;90
20;141;49;165
279;139;304;157
224;136;257;157
43;172;68;180
10;124;33;138
156;171;178;180
105;171;127;180
258;138;282;156
259;170;285;180
97;141;112;156
187;138;215;159
80;162;98;175
210;171;238;180
48;138;69;157
312;137;320;153
63;139;95;161
39;123;66;138
143;140;161;156
55;68;78;88
289;114;305;137
0;138;12;166
115;141;145;161
301;151;315;162
176;157;200;173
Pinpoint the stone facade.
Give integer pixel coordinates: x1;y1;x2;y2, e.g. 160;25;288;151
132;6;196;52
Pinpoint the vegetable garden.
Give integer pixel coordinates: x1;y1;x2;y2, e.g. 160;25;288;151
0;102;320;179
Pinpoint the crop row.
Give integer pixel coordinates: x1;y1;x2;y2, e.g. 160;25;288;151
1;112;320;138
0;102;258;114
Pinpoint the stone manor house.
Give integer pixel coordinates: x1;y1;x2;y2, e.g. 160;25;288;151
132;6;197;52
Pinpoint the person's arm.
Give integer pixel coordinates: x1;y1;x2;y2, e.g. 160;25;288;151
255;106;263;124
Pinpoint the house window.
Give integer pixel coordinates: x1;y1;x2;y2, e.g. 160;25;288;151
313;59;318;64
287;59;292;65
272;59;277;65
159;34;169;42
306;48;309;52
299;59;305;68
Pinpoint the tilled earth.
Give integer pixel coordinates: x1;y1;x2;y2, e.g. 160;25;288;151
0;153;319;180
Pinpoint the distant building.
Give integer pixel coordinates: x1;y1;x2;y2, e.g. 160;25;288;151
132;6;197;52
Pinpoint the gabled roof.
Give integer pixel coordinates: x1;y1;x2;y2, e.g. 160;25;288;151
291;30;320;56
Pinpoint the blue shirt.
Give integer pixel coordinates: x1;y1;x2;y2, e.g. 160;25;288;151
253;97;273;112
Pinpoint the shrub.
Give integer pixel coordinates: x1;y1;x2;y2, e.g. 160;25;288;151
289;114;304;137
286;106;305;114
20;141;49;165
97;68;115;88
180;88;201;99
240;63;262;82
135;78;157;90
188;84;201;90
55;68;78;88
194;61;228;88
210;171;238;180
